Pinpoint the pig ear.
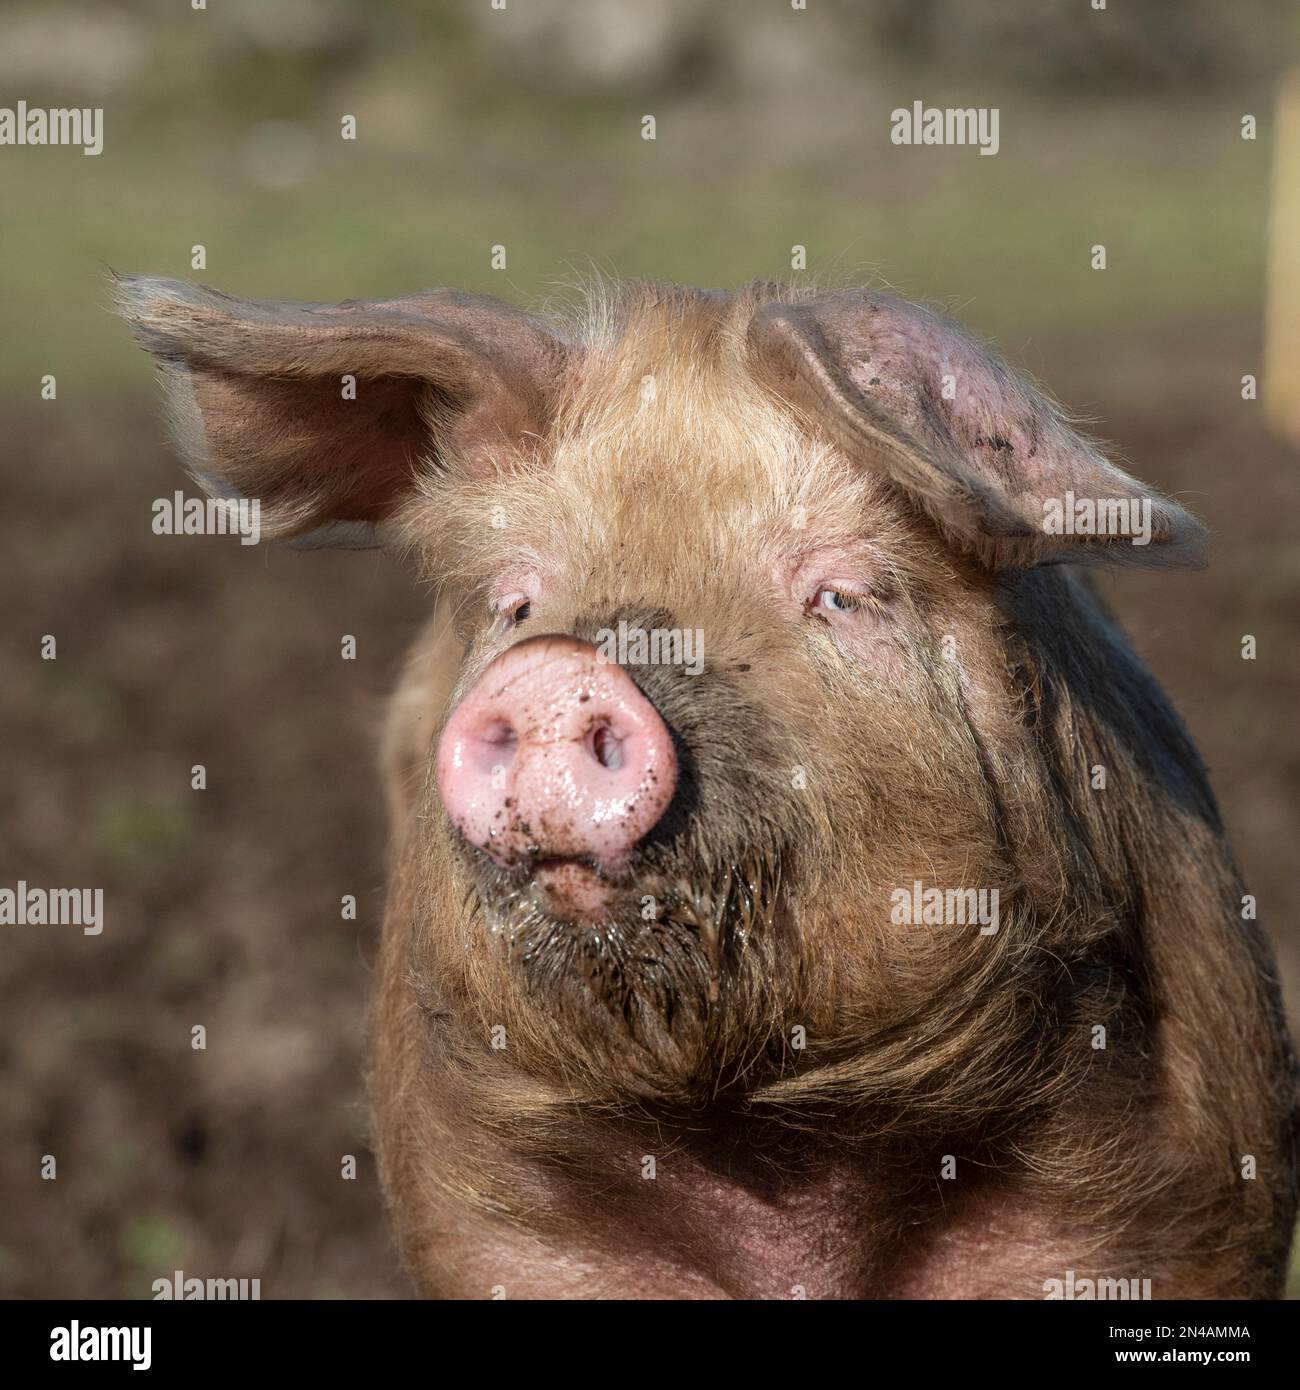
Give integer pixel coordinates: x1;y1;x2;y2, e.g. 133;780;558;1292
748;290;1206;569
115;275;566;546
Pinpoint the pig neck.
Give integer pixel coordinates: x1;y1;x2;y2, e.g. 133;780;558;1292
377;850;1100;1297
393;1063;1073;1298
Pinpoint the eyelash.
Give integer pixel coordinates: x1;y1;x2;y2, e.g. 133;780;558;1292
807;586;880;619
494;586;874;627
494;595;532;627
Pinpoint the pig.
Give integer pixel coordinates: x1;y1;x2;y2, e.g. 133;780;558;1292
118;274;1299;1299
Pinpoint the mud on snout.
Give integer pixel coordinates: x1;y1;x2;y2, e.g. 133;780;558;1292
438;613;801;1039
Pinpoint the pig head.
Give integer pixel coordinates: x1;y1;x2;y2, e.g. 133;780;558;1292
119;274;1299;1298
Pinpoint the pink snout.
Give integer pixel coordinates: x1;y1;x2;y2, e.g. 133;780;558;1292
436;635;678;873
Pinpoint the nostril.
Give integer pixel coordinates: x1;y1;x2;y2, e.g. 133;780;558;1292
461;716;517;777
589;721;625;771
479;718;517;751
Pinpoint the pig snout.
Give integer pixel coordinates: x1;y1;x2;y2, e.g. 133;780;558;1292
436;635;677;874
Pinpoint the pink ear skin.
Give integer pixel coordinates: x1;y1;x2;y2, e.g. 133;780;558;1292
748;291;1206;570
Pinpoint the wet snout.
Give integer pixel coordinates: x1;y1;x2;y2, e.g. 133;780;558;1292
436;634;678;877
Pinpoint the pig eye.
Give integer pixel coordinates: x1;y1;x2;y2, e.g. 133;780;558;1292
809;586;873;619
494;593;532;627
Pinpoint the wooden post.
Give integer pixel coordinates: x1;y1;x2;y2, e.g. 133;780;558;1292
1266;69;1300;443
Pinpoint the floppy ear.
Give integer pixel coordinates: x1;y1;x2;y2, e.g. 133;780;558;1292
115;276;568;546
748;289;1206;569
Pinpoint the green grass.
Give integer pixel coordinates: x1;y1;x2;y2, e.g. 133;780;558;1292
0;90;1273;397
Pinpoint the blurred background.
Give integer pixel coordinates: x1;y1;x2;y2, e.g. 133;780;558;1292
2;0;1298;1298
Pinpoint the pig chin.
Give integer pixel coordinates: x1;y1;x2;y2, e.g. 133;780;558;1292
455;837;788;1019
525;858;620;923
